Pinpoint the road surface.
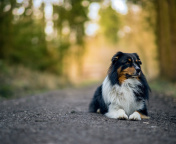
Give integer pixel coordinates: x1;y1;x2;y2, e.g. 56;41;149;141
0;85;176;144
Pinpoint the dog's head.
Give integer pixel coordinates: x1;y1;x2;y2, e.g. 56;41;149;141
108;51;142;85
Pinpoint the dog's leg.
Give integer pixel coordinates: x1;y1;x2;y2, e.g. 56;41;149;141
105;109;128;120
129;111;150;120
116;109;128;120
137;105;150;119
137;112;150;119
129;111;141;120
129;102;149;121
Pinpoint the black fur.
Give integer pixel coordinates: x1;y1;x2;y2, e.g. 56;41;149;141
89;51;150;116
137;103;148;116
89;85;108;114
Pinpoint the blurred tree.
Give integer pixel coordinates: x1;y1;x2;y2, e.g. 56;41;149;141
0;0;51;71
99;4;121;44
0;0;15;59
0;0;90;75
127;0;176;81
155;0;176;81
53;0;89;75
11;1;50;71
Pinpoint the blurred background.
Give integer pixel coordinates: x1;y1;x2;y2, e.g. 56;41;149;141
0;0;176;99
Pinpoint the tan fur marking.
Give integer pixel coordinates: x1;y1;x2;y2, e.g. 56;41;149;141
128;59;131;62
117;67;136;85
136;111;150;119
117;67;122;75
123;67;136;75
117;67;127;85
118;75;127;85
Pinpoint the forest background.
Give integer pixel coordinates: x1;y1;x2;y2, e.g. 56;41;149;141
0;0;176;98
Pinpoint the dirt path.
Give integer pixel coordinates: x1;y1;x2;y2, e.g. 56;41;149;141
0;85;176;144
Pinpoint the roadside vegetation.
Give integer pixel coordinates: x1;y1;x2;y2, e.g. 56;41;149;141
150;79;176;97
0;61;70;99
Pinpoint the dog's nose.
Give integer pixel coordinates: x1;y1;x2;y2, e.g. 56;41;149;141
136;68;141;73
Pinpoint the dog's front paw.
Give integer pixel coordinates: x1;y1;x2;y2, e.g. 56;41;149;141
105;109;128;119
116;109;128;120
129;111;141;121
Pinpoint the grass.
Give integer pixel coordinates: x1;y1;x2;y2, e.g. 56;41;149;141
0;61;71;100
149;79;176;97
75;79;101;88
1;60;176;100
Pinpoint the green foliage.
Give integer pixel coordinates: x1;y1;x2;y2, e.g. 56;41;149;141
53;0;89;44
0;62;69;99
0;61;13;98
0;0;90;75
150;79;176;97
0;85;13;98
99;5;121;43
0;0;122;78
0;0;51;71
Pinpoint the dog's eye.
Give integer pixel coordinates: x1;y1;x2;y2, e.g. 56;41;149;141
126;59;132;64
136;59;142;65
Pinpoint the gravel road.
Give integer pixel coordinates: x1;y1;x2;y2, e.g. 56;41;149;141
0;85;176;144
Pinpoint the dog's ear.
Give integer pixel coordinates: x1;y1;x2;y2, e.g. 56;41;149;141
111;51;123;63
133;53;142;65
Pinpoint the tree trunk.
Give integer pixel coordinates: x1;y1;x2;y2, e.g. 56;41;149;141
155;0;176;81
169;0;176;81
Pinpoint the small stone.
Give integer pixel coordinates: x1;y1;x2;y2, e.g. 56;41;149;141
151;126;157;128
70;110;76;114
164;128;168;131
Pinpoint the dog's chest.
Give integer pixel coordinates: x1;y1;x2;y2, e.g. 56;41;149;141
102;76;142;115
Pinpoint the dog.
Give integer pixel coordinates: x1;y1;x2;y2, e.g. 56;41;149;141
89;51;150;120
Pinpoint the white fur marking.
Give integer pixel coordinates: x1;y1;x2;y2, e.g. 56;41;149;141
105;110;119;119
102;76;144;116
105;109;128;119
129;111;141;121
116;109;128;120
